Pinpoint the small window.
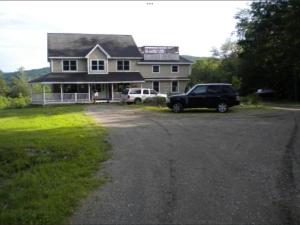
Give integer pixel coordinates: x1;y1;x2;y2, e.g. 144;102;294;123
153;81;159;92
172;81;179;93
191;85;207;95
63;60;77;71
91;60;105;71
117;60;130;71
152;65;160;73
150;89;157;95
143;89;149;94
171;65;179;73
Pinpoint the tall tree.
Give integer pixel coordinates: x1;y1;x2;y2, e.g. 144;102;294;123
236;0;300;100
9;67;30;97
0;71;9;96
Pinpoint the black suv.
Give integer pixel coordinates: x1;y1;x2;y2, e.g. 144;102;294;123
167;83;240;113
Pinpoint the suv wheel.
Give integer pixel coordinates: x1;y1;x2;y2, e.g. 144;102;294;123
172;102;183;113
217;102;228;113
134;98;142;104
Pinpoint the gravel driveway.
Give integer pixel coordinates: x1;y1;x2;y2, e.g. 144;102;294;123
70;104;300;225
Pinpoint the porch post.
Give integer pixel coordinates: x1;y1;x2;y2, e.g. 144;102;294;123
111;83;114;101
140;83;142;89
60;84;63;102
88;84;91;102
43;85;46;105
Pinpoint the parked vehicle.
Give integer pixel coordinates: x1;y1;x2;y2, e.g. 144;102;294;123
256;88;275;98
166;83;240;113
121;88;167;104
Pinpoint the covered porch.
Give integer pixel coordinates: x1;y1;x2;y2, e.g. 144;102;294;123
29;72;144;105
30;83;141;105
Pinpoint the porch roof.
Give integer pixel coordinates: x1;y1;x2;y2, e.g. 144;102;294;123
29;72;144;84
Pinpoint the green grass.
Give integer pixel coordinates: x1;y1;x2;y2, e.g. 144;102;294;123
0;105;109;225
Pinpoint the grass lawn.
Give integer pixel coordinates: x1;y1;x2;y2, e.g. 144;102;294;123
0;105;109;225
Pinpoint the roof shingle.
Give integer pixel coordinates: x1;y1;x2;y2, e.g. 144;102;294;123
48;33;143;58
29;72;144;83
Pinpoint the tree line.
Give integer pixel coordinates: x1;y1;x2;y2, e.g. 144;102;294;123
189;0;300;101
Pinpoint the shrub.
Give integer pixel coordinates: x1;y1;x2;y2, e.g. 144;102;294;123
0;96;9;109
240;94;260;105
0;96;31;109
143;96;166;107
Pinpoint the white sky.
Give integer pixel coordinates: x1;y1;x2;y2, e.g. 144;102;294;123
0;1;250;72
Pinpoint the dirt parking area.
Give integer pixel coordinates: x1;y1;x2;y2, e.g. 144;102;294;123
71;104;300;225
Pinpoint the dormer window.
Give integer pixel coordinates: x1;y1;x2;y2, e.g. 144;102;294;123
91;60;105;71
117;60;130;71
63;60;77;71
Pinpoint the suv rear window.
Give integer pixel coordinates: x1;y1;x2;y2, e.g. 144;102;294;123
207;85;222;94
222;86;235;94
130;89;141;94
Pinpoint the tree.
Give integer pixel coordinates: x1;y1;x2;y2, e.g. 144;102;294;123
9;67;30;97
188;58;225;87
189;38;242;90
236;0;300;100
0;71;9;96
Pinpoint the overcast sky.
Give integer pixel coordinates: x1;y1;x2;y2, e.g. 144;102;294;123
0;1;250;72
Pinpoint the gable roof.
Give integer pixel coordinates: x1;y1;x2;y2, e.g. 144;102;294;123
85;44;111;58
48;33;143;58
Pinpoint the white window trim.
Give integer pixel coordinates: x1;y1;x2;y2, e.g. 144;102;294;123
152;65;160;73
171;65;179;73
88;59;108;74
116;60;131;72
62;60;78;72
90;60;105;72
152;81;160;92
171;80;179;93
85;44;111;58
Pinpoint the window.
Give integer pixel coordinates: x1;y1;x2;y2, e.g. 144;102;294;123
117;60;130;71
150;89;157;95
171;81;179;93
191;85;207;95
152;65;160;73
222;86;235;94
63;60;77;71
171;65;179;73
130;89;141;94
153;81;159;92
143;89;149;94
91;60;105;71
207;85;221;94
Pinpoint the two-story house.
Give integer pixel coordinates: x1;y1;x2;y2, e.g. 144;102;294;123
30;33;193;104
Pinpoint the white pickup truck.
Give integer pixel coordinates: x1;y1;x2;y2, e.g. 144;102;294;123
121;88;167;104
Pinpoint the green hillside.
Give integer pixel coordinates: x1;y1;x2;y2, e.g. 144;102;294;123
3;67;50;83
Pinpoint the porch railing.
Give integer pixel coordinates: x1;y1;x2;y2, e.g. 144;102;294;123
31;93;91;104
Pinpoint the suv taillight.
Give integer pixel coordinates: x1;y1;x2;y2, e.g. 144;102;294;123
127;95;130;99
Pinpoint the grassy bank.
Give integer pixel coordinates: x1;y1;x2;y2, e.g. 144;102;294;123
0;105;109;225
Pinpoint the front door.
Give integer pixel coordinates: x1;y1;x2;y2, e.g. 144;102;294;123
91;84;109;100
